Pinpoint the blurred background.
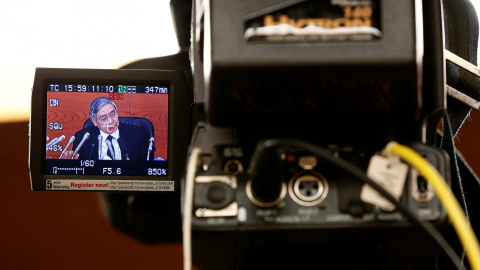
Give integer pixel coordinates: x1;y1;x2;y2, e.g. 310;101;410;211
0;1;183;269
0;0;179;123
1;0;480;269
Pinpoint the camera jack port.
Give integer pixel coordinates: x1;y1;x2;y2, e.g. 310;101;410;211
246;180;287;208
288;171;328;207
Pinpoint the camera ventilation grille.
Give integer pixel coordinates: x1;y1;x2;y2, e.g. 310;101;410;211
230;79;395;113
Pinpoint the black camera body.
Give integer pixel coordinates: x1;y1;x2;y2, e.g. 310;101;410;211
193;0;444;133
189;133;450;269
186;0;450;269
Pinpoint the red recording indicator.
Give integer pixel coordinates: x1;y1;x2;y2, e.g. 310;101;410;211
285;154;296;163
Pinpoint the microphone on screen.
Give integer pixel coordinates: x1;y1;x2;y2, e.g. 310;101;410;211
71;132;90;159
46;135;65;151
147;137;154;161
58;136;75;159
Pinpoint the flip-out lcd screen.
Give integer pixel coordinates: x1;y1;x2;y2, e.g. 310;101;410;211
30;68;190;191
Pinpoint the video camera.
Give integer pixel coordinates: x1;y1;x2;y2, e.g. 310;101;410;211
29;0;480;269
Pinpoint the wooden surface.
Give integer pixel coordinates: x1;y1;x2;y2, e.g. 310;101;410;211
1;111;479;269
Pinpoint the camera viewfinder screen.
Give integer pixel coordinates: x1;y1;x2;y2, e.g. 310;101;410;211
45;83;169;177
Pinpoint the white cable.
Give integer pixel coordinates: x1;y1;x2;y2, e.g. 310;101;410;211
183;147;202;270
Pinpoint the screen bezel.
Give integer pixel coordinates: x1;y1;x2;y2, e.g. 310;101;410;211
29;68;191;191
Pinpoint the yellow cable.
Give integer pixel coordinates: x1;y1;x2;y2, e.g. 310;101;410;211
383;142;480;270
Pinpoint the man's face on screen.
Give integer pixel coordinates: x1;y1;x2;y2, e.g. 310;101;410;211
92;103;119;134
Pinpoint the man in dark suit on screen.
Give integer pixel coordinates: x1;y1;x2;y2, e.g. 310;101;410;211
61;97;152;161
